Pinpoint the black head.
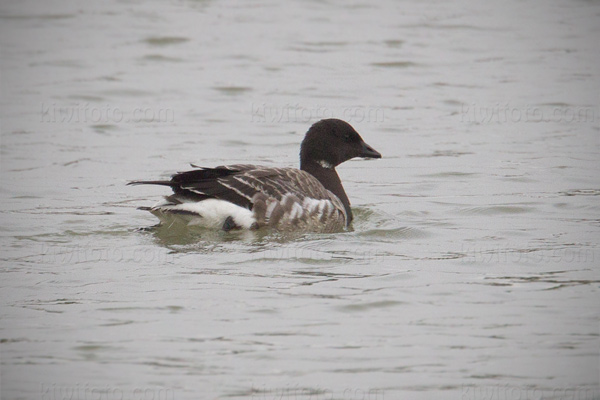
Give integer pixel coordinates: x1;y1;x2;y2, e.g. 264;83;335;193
299;119;382;169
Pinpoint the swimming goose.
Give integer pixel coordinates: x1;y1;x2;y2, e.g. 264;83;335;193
129;119;381;232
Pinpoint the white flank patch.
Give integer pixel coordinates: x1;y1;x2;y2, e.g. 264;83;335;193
151;198;255;229
265;200;279;219
303;197;330;216
289;202;304;220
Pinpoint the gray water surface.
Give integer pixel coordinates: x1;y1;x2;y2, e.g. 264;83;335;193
1;1;599;399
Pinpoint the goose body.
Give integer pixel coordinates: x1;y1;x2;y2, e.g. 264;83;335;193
130;119;381;233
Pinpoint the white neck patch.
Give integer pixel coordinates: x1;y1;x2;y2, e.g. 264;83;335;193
317;160;334;169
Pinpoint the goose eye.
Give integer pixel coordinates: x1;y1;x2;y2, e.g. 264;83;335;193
343;134;353;143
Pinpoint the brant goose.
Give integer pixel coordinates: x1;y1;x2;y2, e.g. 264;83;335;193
129;119;381;232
